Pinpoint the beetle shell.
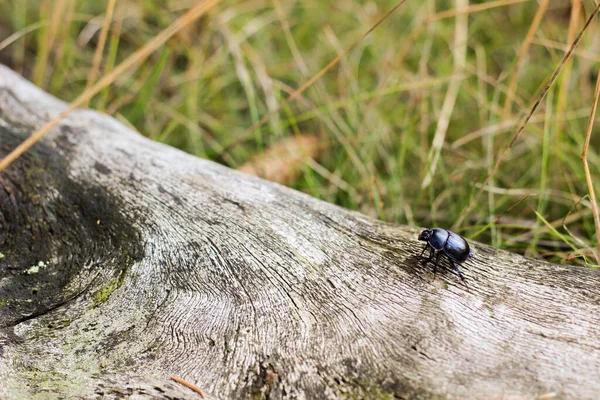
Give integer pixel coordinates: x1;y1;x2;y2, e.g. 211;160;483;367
427;228;448;251
443;230;471;263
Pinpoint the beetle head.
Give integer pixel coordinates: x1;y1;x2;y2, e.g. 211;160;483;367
418;229;433;242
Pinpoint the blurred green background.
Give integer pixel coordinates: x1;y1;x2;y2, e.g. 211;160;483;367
0;0;599;265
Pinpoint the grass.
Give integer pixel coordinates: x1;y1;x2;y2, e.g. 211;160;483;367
0;0;599;265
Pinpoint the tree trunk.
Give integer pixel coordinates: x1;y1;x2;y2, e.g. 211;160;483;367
0;65;599;399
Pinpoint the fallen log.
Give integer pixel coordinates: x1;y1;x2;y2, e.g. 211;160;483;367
0;65;599;399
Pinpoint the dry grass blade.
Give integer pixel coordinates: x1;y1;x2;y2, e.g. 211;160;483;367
580;67;600;264
428;0;527;22
470;194;531;240
273;0;308;76
421;0;468;189
506;207;592;246
555;0;581;134
216;0;409;159
238;135;320;184
452;0;600;231
0;21;46;52
397;0;527;66
452;108;590;149
562;194;594;259
0;0;221;174
501;0;550;116
32;0;66;86
84;0;116;106
532;38;600;62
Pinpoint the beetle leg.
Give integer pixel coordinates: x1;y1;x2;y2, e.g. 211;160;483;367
451;261;467;284
433;252;441;276
428;248;435;260
420;243;429;258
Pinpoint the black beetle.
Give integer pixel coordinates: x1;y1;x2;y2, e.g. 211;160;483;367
418;228;472;283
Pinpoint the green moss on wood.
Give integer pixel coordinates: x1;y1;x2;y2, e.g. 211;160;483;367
92;280;119;305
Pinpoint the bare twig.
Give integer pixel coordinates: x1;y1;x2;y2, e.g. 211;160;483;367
169;375;206;398
452;0;600;231
580;67;600;264
0;0;221;174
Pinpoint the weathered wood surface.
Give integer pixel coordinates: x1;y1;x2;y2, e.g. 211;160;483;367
0;64;599;399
